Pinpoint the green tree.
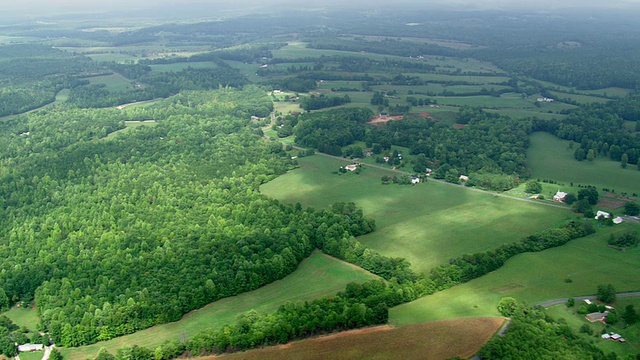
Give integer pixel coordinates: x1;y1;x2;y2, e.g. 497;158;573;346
566;298;575;308
0;289;8;312
622;305;638;325
587;149;596;162
624;202;640;216
50;348;64;360
596;284;616;304
524;180;542;194
578;186;599;205
621;153;629;168
564;193;577;205
497;297;518;317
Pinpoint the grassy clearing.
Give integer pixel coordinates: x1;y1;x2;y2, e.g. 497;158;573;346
580;87;634;98
62;252;377;360
261;155;572;275
549;91;610;105
431;94;533;108
105;121;157;139
88;74;133;92
527;132;640;195
3;307;39;331
149;62;217;73
19;351;44;360
206;318;504;360
487;108;566;120
546;297;640;357
390;223;640;325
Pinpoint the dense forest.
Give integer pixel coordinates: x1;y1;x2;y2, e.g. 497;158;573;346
0;87;375;347
0;44;94;116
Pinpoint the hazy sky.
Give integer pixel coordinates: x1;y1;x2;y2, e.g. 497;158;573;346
4;0;640;18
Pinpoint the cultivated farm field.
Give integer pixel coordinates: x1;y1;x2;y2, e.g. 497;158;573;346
261;155;573;274
61;252;377;360
203;318;504;360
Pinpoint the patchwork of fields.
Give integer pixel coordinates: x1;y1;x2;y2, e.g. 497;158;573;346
390;223;640;324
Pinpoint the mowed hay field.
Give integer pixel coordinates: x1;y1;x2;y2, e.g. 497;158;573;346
527;132;640;195
62;252;377;360
4;307;39;331
261;155;572;275
206;318;504;360
391;223;640;325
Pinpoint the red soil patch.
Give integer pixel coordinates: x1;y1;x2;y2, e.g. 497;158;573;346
368;115;404;124
454;124;465;129
312;325;393;342
206;318;505;360
418;112;436;120
598;192;636;210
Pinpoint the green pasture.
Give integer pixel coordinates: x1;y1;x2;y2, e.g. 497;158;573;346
527;132;640;195
486;108;566;120
549;91;610;105
390;223;640;325
273;101;302;115
223;60;262;82
546;297;640;357
317;81;364;91
84;53;139;63
580;87;634;98
19;350;44;360
3;307;39;331
105;121;156;139
88;74;133;92
431;94;532;108
149;62;217;73
261;155;572;275
417;73;511;85
62;252;376;360
625;121;639;133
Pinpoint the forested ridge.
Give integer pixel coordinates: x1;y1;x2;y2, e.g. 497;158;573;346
0;86;376;347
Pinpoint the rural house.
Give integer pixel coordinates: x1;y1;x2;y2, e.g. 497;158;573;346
459;175;469;182
613;217;623;224
411;177;420;184
345;164;358;172
586;311;609;323
18;344;43;352
595;210;611;219
553;191;567;202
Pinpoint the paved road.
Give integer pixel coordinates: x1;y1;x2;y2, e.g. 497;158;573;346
537;292;640;307
42;345;54;360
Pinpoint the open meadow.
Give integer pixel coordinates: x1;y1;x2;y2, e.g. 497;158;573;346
527;132;640;196
88;74;134;92
390;223;640;325
203;318;504;360
4;307;39;331
61;252;377;360
261;155;573;275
